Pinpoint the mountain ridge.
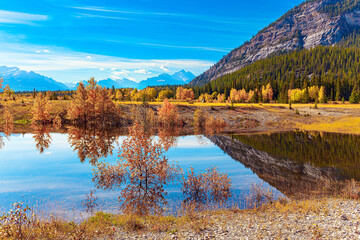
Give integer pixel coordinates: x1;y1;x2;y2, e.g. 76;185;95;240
0;66;69;91
191;0;360;86
0;66;194;91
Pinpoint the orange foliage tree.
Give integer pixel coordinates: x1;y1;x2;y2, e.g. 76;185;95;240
68;78;118;126
32;93;51;125
3;105;14;136
261;83;274;103
93;123;180;215
176;87;194;101
204;115;227;134
157;99;180;127
182;167;231;206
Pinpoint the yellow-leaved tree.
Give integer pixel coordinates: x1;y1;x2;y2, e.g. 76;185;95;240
32;93;51;125
68;77;117;125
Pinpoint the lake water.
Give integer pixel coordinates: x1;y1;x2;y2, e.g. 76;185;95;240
1;130;359;218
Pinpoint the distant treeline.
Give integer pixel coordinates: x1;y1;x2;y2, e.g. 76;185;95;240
193;45;360;103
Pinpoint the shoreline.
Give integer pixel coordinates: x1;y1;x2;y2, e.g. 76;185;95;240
1;101;360;135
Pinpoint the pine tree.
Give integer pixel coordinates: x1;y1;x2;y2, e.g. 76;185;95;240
349;87;360;104
32;93;51;125
335;81;341;101
319;86;327;103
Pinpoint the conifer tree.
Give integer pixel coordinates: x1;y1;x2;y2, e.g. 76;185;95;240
349;87;360;104
319;86;327;103
32;93;51;125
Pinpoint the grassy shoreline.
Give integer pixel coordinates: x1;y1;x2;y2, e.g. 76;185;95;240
2;196;359;239
1;100;360;135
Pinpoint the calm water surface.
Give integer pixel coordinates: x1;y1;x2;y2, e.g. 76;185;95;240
1;130;359;218
0;133;271;217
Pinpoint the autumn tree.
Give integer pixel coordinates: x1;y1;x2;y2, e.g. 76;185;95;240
93;123;180;215
68;78;118;125
68;82;88;123
32;93;51;125
193;109;206;129
204;115;227;134
199;93;212;103
158;99;180;127
3;105;14;136
216;93;226;103
176;87;195;101
261;84;274;103
3;85;14;98
182;167;231;206
0;77;3;91
131;105;156;135
158;89;174;101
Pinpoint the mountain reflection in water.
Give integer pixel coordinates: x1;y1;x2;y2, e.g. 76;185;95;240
1;128;359;216
208;131;360;197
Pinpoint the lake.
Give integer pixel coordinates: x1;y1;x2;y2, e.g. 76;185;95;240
1;129;359;219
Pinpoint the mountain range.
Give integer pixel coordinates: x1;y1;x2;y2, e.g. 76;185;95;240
77;70;195;90
0;67;195;92
191;0;360;86
0;66;69;91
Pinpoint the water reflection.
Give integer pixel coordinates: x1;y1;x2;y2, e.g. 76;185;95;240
67;126;119;165
93;123;181;215
32;125;52;154
3;127;360;216
208;131;360;197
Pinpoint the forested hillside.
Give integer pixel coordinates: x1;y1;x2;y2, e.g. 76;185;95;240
193;43;360;102
191;0;360;86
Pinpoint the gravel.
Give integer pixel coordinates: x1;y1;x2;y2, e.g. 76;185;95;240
108;199;360;239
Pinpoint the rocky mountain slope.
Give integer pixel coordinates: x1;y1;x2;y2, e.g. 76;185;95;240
207;135;346;197
191;0;360;86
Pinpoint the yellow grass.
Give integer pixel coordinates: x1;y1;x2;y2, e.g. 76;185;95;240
115;101;360;109
296;117;360;134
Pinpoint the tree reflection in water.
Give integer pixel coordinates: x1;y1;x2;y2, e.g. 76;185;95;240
93;123;181;215
0;135;4;150
32;125;52;154
92;123;232;215
0;105;14;150
67;126;119;165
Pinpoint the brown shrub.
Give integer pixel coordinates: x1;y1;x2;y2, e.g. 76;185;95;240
158;99;180;127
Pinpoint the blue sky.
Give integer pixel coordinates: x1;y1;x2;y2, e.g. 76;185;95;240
0;0;303;83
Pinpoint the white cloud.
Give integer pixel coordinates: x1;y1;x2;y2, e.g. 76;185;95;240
0;39;211;82
111;69;130;79
86;56;92;60
160;65;169;72
0;10;48;25
134;69;151;74
36;49;50;53
112;70;129;76
126;77;136;81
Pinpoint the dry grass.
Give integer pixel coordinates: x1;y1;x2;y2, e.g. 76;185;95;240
295;117;360;134
2;179;360;239
115;101;360;108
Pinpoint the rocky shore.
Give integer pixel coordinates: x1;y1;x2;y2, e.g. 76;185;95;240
110;199;360;240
